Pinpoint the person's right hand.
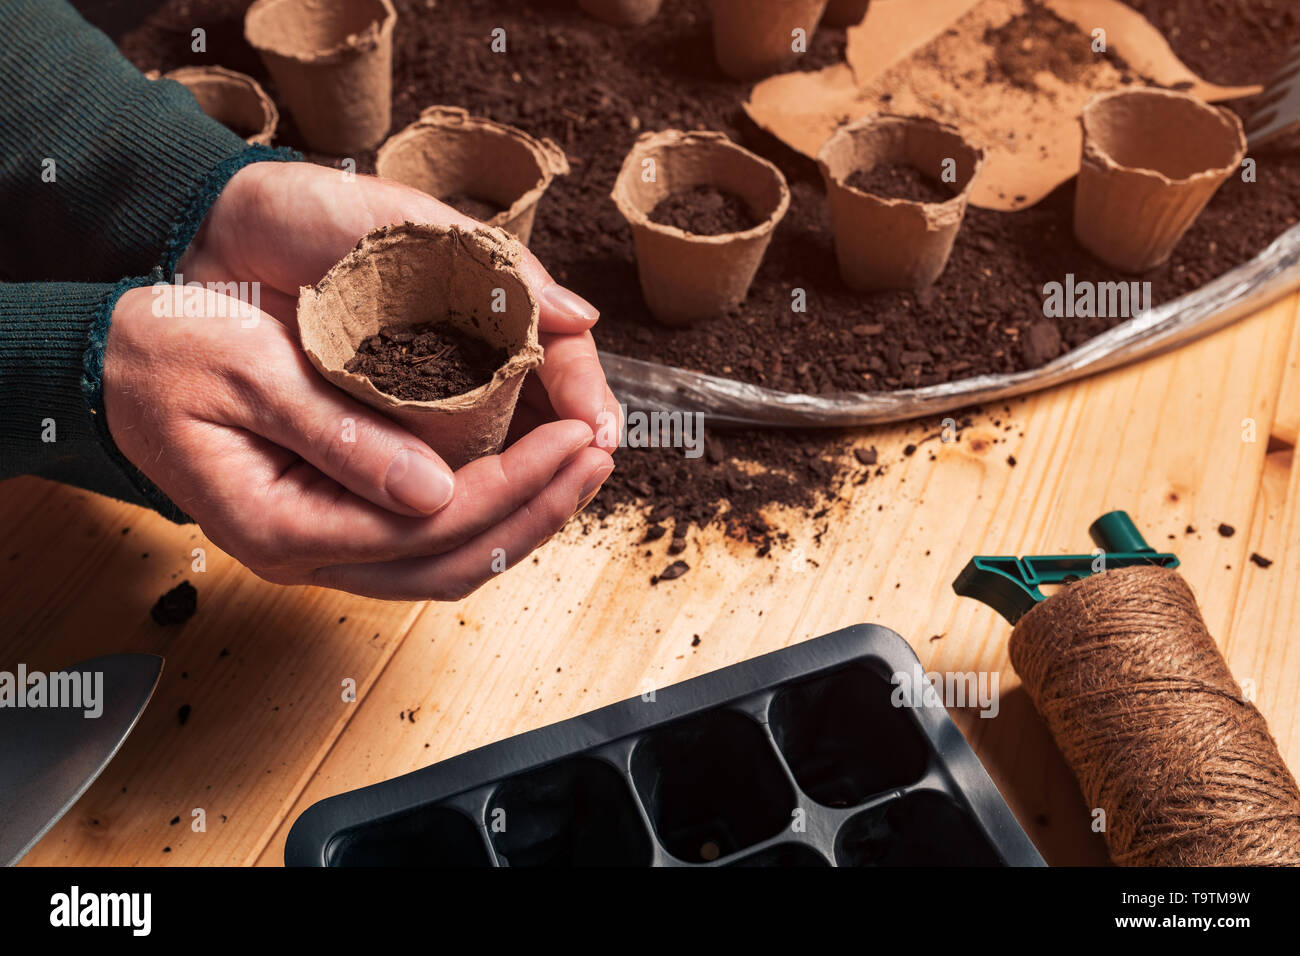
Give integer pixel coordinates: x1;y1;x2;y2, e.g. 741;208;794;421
103;285;613;601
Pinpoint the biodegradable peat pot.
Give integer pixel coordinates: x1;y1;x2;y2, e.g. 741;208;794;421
298;223;543;470
164;66;279;145
375;106;569;246
818;115;984;292
578;0;663;26
244;0;396;155
709;0;830;80
1074;88;1247;273
611;129;790;327
821;0;871;28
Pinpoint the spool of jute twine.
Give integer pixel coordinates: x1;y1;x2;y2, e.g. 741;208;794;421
1010;565;1300;866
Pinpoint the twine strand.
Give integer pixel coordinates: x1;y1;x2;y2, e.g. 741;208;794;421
1010;565;1300;866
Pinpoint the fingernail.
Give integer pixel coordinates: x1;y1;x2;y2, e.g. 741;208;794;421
579;462;614;504
386;450;454;514
563;425;595;464
599;401;623;452
542;284;599;323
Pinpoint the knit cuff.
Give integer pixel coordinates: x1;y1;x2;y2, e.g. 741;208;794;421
0;279;189;522
0;0;298;281
160;143;299;278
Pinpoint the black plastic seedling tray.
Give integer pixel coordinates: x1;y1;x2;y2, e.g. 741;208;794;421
285;625;1044;866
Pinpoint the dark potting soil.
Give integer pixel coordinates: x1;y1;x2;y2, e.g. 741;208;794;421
151;580;197;626
844;164;956;204
119;0;1300;549
119;0;1300;398
596;427;860;553
983;1;1137;90
1124;0;1298;87
649;185;760;235
441;192;507;222
345;323;506;402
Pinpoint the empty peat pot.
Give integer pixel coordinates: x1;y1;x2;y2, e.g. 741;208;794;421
709;0;830;80
375;106;569;246
164;66;278;145
244;0;396;155
1074;88;1247;273
611;129;790;327
818;114;984;292
297;223;543;470
578;0;663;27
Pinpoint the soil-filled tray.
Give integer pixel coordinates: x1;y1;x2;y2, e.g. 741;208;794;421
283;625;1044;867
115;0;1300;544
119;1;1300;422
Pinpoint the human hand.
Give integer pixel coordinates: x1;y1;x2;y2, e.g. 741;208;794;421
104;285;612;600
177;160;620;450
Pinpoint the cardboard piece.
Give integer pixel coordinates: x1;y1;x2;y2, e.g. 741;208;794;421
821;0;871;28
297;223;543;470
746;0;1259;210
375;106;569;246
578;0;663;26
164;66;278;146
1074;88;1247;272
611;130;790;327
818;115;984;290
710;0;831;80
244;0;396;155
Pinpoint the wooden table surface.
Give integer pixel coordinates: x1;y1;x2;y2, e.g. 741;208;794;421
6;290;1299;867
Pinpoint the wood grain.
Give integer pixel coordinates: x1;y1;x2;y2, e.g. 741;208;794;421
4;293;1298;867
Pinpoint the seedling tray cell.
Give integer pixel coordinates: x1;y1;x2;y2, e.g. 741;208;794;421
285;625;1044;867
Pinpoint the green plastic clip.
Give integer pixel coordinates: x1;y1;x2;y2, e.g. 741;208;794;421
952;511;1179;624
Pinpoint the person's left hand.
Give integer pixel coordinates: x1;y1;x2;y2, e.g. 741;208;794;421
177;160;619;451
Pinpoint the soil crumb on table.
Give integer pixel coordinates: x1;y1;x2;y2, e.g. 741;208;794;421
151;580;197;626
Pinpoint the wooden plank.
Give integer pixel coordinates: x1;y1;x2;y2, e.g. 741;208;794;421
1223;307;1300;768
2;292;1294;866
1270;295;1300;448
7;484;427;865
1223;445;1300;763
257;294;1300;867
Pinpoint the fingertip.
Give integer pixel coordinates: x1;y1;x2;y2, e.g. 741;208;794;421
384;449;455;515
511;418;595;468
556;417;596;454
577;451;615;508
594;393;623;454
539;283;600;331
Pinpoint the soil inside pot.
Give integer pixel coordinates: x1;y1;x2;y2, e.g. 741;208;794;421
441;192;508;222
648;185;760;235
845;163;956;203
344;322;507;402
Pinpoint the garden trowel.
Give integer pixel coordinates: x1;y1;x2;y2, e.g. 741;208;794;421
0;653;162;865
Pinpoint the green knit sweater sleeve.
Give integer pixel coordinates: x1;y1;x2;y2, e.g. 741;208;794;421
0;0;288;282
0;279;190;521
0;0;298;519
